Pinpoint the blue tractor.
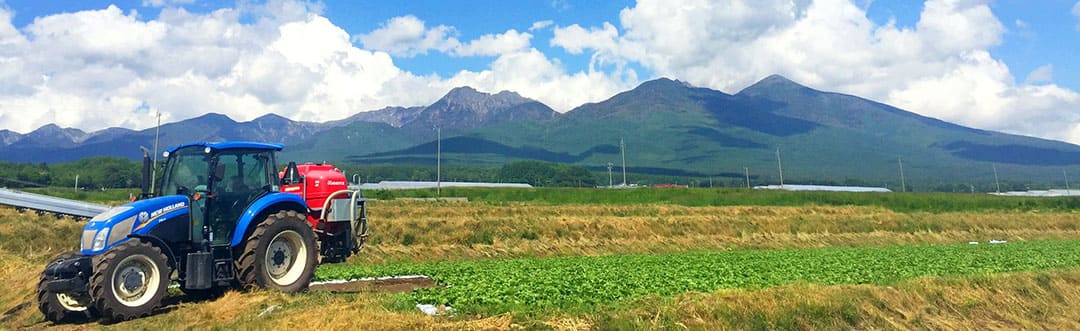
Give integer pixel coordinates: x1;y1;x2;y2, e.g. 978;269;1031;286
37;142;367;322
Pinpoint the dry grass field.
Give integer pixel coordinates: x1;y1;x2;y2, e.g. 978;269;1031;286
3;197;1080;330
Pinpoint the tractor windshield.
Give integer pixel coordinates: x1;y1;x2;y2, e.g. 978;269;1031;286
158;146;210;196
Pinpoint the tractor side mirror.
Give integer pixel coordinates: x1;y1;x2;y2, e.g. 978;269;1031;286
282;161;302;186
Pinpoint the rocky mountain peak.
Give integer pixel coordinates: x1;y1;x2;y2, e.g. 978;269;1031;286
437;86;534;114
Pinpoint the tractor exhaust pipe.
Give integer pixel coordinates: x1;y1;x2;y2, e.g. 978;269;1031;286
139;146;151;199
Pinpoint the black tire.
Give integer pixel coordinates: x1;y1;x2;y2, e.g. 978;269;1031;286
37;251;95;323
89;239;171;323
235;210;318;293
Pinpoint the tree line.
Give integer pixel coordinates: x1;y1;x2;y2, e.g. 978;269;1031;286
342;161;600;187
0;157;142;189
1;158;601;189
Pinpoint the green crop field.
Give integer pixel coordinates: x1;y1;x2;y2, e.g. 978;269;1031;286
319;240;1080;314
5;188;1080;330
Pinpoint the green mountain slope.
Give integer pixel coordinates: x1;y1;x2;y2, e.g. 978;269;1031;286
344;76;1080;189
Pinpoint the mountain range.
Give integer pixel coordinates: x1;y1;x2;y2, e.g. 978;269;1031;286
3;75;1079;188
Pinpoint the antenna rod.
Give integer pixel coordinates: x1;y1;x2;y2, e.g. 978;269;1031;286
150;111;161;195
776;147;784;188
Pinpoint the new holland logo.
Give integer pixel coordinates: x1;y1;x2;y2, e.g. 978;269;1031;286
150;201;186;219
135;201;188;231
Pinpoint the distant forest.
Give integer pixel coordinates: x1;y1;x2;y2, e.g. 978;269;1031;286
0;158;601;189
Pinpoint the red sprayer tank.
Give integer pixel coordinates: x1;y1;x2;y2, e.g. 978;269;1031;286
279;163;349;225
277;161;367;264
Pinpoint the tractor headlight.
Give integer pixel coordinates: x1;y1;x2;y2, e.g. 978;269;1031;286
91;228;111;251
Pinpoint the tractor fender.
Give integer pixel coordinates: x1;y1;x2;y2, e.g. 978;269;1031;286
128;234;179;273
230;193;308;247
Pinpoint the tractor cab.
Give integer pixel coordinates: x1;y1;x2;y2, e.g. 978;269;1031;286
159;142;280;245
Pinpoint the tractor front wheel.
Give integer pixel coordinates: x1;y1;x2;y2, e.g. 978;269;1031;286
37;251;96;323
235;210;318;293
89;239;170;322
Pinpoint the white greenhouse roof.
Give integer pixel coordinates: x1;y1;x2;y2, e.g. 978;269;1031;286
353;181;532;190
753;184;892;193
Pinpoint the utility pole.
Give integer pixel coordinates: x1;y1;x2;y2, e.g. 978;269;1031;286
607;162;614;188
744;167;750;189
898;157;906;192
436;126;441;197
1065;170;1071;195
776;147;784;188
74;174;78;191
992;164;1001;193
620;138;627;187
150;111;161;195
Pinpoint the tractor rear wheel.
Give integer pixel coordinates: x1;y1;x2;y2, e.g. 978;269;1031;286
235;210;318;293
37;251;95;323
89;239;170;322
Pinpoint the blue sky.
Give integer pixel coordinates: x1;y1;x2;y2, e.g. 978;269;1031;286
0;0;1079;144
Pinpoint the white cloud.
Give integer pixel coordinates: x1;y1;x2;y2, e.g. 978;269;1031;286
454;29;532;57
550;0;1080;144
1074;1;1080;30
25;5;168;58
1025;64;1054;85
0;2;635;134
0;3;422;132
551;22;619;55
529;20;554;31
141;0;195;8
358;16;534;58
550;0;571;12
355;15;459;57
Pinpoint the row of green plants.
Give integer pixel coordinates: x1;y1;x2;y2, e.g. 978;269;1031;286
317;240;1080;314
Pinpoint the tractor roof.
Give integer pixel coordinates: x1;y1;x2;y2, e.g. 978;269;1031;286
165;141;284;154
